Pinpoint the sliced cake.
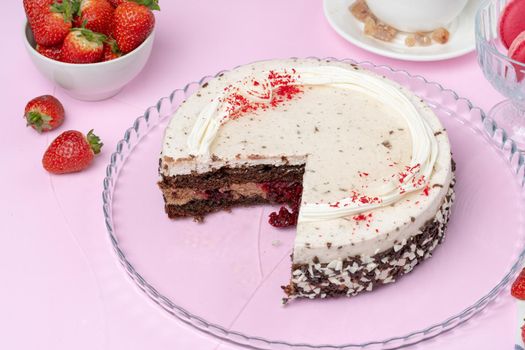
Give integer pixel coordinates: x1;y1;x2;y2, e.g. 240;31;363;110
158;58;455;301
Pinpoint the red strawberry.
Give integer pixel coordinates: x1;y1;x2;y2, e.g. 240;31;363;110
102;38;122;61
36;44;63;61
24;95;65;132
42;130;103;174
108;0;126;7
113;0;159;54
74;0;114;36
31;1;76;46
23;0;54;23
512;268;525;299
61;28;106;63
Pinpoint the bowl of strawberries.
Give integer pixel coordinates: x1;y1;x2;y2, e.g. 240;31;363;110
23;0;159;101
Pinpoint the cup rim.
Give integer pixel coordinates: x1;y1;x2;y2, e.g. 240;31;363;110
23;21;155;68
475;0;525;68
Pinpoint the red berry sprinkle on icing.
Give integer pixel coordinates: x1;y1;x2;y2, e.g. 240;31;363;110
353;213;373;223
220;70;303;123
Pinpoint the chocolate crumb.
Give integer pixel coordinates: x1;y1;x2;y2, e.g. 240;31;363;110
389;130;394;135
327;242;332;249
434;131;442;136
202;82;209;88
314;126;319;133
410;217;416;222
313;256;319;264
381;141;392;149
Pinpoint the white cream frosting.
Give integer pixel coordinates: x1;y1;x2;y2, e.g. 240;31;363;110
186;66;438;222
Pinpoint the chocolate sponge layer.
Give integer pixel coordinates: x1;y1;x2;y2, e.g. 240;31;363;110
159;164;305;220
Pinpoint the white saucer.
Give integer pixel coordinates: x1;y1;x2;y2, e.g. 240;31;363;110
323;0;477;61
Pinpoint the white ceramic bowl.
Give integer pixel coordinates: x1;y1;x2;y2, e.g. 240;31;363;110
366;0;469;33
24;23;155;101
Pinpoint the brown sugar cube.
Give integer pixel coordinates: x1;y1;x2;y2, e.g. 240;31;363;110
350;0;373;22
405;35;417;47
364;16;377;36
373;22;398;42
364;16;397;42
431;27;450;44
415;32;432;46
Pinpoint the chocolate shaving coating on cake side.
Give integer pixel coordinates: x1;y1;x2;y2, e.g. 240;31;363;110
282;176;455;302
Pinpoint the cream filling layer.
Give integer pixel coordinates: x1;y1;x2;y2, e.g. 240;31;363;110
185;65;438;222
163;183;267;206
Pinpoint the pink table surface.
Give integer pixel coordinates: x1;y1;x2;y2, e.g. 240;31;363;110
0;1;516;349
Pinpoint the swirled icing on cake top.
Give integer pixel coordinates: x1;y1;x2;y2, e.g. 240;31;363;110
186;65;439;222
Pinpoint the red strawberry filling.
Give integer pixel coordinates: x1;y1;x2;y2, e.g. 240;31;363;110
261;181;303;228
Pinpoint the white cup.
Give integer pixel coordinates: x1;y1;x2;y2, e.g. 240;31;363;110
365;0;469;32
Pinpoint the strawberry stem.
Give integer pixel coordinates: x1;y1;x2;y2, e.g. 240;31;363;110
71;27;108;44
106;38;122;55
129;0;161;11
86;130;103;155
26;111;52;133
50;0;80;22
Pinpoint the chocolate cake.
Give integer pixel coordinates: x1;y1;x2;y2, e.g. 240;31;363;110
158;59;455;301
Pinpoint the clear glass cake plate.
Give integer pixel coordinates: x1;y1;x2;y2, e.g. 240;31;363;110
102;58;525;349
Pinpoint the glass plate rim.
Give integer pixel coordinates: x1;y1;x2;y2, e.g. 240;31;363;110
102;57;525;349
